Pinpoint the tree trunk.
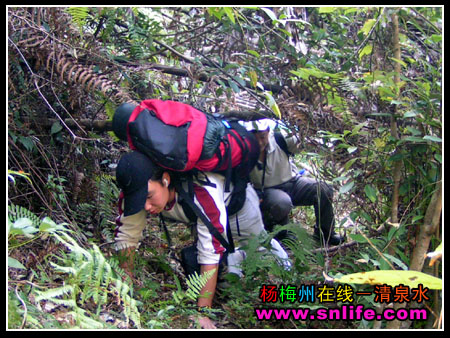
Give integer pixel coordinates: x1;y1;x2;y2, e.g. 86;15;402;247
386;182;442;329
409;183;442;271
385;12;403;330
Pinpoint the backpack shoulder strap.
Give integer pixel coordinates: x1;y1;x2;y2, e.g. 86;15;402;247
178;192;198;224
174;180;234;253
158;215;172;247
274;131;292;157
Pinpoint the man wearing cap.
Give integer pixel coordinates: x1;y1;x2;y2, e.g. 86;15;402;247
114;150;290;329
243;119;345;246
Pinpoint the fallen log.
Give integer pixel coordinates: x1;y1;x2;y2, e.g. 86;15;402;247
41;109;274;133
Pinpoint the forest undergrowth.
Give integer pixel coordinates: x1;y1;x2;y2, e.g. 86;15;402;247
8;6;442;330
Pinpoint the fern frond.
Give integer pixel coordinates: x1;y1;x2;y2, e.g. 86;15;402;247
337;77;366;99
8;203;40;227
54;233;93;262
35;285;75;303
118;280;130;300
126;297;141;329
91;245;107;305
68;308;105;329
184;269;216;301
49;261;78;275
65;7;89;31
108;258;128;281
39;231;142;328
101;227;115;244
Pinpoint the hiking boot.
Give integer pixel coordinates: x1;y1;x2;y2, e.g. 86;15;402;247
314;228;345;246
274;229;297;243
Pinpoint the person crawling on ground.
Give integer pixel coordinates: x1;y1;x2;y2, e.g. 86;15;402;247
114;151;291;329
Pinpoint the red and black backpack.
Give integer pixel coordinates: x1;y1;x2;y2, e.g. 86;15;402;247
112;99;260;214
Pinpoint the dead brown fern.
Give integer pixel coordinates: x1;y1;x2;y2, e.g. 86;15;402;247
8;7;136;106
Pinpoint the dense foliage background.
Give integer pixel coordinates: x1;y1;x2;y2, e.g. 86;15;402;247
8;7;442;329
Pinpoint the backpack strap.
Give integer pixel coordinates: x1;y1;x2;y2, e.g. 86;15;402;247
222;120;259;215
174;180;235;253
178;195;198;224
261;148;267;193
158;215;172;247
216;123;233;193
274;131;292;157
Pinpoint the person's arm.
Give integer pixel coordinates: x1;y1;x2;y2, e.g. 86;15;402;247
190;175;229;329
118;246;137;281
283;132;302;155
198;263;219;308
196;263;219;329
114;197;147;280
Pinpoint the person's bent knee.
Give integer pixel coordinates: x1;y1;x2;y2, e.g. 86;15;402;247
318;182;334;203
262;189;293;224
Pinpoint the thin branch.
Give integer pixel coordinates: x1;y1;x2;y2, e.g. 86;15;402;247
311;240;358;254
8;37;78;140
339;7;386;69
144;63;283;93
410;8;441;34
15;285;28;329
153;38;196;64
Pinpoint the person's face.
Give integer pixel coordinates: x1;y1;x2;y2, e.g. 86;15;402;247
254;130;270;153
144;174;170;215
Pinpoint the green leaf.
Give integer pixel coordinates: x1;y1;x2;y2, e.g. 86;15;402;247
333;270;442;290
290;69;306;80
430;34;442;43
264;92;281;119
332;176;349;183
222;7;235;24
364;184;377;203
13;217;34;229
8;257;26;270
401;136;426;144
339;181;354;194
271;103;281;119
208;7;224;20
291;66;341;81
348;234;367;244
66;7;90;31
228;79;240;93
344;158;358;171
382;253;408;271
423;135;442;143
18;136;35;152
403;110;418;118
358;19;376;36
344;8;359;15
232;75;246;87
248;70;258;88
11;217;39;236
39;217;57;232
51;121;63;135
318;7;335;14
261;7;278;22
390;57;407;68
359;45;372;60
246;49;260;58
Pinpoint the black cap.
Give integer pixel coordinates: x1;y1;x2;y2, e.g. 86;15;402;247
116;151;156;216
112;102;137;141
